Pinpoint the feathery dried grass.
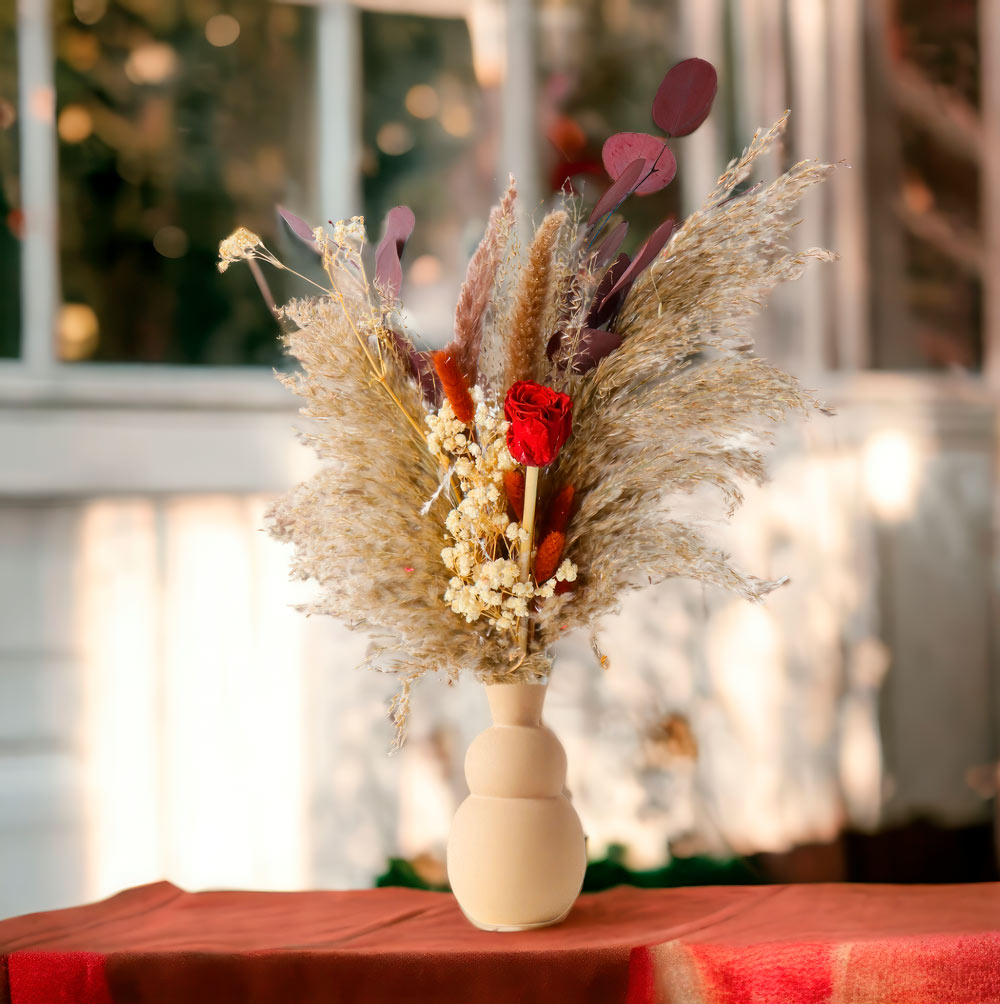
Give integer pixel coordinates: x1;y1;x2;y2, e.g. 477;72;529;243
266;294;512;747
502;210;567;390
254;113;836;743
537;115;836;645
446;177;517;386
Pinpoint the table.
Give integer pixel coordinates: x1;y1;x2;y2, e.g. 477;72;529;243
1;881;998;1003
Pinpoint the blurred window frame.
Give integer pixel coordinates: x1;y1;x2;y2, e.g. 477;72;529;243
1;0;537;499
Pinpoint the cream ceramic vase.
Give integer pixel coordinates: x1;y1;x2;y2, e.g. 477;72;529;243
446;681;587;931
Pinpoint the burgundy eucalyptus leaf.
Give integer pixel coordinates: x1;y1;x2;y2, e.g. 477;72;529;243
591;219;628;269
277;206;317;249
411;349;440;404
546;329;564;360
588;158;644;225
568;327;624;374
375;205;416;299
586;253;631;329
388;329;439;404
606;218;676;301
601;133;677;195
652;57;718;137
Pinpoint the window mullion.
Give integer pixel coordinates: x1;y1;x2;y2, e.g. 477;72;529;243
317;1;361;222
16;0;60;376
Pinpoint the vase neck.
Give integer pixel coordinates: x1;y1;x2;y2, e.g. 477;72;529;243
485;681;547;726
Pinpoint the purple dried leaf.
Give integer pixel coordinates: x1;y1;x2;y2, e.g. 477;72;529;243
546;329;564;360
586;253;631;328
588;158;645;225
388;328;439;404
601;133;677;195
606;218;676;300
591;220;628;269
375;205;416;300
277;205;317;250
567;327;624;374
410;349;440;404
652;57;718;137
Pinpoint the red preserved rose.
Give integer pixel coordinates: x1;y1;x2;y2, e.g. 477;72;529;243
503;381;573;467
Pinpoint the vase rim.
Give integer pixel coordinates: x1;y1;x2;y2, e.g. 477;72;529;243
485;679;547;725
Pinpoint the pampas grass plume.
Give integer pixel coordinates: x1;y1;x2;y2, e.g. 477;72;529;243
504;210;566;389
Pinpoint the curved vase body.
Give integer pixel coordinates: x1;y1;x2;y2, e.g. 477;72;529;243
446;682;587;931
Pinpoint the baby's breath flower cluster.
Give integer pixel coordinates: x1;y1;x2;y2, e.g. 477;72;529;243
217;227;263;272
427;390;570;635
314;216;366;277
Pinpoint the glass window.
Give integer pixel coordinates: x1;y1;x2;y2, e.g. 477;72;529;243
0;8;20;360
361;11;492;346
55;0;316;365
870;0;981;370
537;0;684;240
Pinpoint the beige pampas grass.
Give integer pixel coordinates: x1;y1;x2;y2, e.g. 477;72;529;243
220;110;837;746
265;293;510;748
536;114;836;647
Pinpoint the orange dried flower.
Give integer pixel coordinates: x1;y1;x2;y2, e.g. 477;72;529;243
504;470;525;520
534;529;566;583
431;350;475;425
544;484;575;534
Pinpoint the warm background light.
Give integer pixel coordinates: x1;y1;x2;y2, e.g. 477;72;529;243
205;14;241;48
405;83;440;119
862;430;921;522
58;104;93;144
376;121;415;156
125;42;178;86
57;303;100;361
153;225;189;259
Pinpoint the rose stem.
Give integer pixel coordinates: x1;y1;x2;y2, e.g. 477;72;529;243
517;464;540;652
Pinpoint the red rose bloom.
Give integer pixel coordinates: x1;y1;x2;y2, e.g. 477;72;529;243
503;381;573;467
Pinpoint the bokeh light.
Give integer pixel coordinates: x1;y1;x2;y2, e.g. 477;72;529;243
153;225;189;259
58;105;93;144
863;430;921;522
408;254;442;286
376;122;415;156
405;84;439;119
205;14;241;48
440;102;473;138
73;0;107;26
125;42;178;85
57;302;100;360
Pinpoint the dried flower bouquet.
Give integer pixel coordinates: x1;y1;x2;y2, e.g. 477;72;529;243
220;59;835;746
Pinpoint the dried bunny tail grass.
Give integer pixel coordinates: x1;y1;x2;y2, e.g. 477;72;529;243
445;176;517;386
534;529;566;583
269;295;513;746
432;350;475;425
544;483;575;534
503;210;567;389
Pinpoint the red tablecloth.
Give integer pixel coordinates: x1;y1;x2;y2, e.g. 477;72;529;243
1;881;998;1003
